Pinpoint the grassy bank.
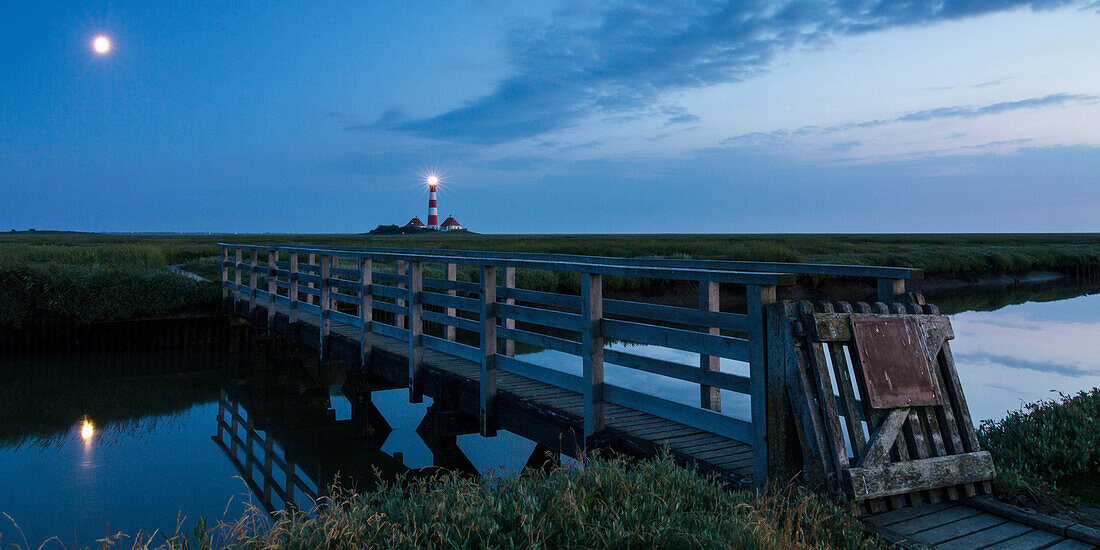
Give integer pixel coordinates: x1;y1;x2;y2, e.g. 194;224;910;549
2;231;1098;326
151;455;880;550
979;388;1100;515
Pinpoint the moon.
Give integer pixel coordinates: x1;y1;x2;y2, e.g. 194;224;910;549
93;35;111;54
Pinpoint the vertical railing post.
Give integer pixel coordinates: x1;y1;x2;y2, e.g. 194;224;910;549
479;265;498;437
249;250;258;316
700;280;721;411
877;278;905;305
288;252;300;332
221;247;230;310
582;273;605;441
307;253;317;306
445;263;457;341
234;248;243;313
359;257;373;371
319;254;331;361
396;260;407;329
748;284;777;486
504;266;516;357
267;250;277;331
408;260;424;403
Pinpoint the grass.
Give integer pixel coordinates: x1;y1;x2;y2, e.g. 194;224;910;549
2;231;1098;326
140;454;881;550
978;388;1100;510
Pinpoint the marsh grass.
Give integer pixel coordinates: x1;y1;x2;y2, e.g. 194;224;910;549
978;389;1100;507
132;455;880;550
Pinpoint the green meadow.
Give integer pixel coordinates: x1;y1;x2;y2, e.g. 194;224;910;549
1;231;1097;326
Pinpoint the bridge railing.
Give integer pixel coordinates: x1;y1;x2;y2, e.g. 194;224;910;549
218;243;918;484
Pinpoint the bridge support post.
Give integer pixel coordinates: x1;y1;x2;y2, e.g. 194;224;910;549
766;301;801;484
319;254;332;362
582;273;605;442
479;265;498;437
408;260;424;403
700;280;721;411
749;284;777;486
359;257;373;373
877;278;906;305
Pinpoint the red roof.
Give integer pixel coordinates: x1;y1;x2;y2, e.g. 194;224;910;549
441;216;462;228
406;217;425;227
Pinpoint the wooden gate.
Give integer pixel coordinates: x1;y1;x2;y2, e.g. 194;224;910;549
770;298;995;511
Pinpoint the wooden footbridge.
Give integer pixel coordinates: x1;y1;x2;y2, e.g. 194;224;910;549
220;244;1100;549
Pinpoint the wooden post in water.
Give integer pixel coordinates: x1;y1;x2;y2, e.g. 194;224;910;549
700;280;721;411
479;265;498;436
582;273;605;441
359;257;373;371
445;263;457;341
504;266;516;357
408;261;425;403
267;250;277;331
319;255;332;362
748;284;777;485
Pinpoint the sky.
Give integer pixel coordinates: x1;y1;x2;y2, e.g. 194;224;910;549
2;0;1099;234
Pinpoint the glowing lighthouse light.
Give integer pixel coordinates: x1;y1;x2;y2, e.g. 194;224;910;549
425;174;440;229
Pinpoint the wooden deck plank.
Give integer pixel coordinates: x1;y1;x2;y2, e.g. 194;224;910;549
937;523;1037;550
863;502;957;527
981;529;1064;550
890;506;983;535
1044;540;1097;550
909;513;1007;546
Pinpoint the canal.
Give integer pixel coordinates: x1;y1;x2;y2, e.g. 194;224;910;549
1;281;1097;546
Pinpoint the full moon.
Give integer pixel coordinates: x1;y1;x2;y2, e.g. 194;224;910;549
93;35;111;54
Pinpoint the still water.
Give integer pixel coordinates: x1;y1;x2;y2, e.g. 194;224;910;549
1;283;1098;546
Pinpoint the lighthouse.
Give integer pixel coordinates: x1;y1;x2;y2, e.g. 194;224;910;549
426;175;440;229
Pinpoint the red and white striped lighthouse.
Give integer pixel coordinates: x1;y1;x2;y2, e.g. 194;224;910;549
426;175;439;229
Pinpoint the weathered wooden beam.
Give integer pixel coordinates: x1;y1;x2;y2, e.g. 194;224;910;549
221;247;230;307
479;265;498;437
582;273;605;441
408;260;425;403
847;452;995;500
700;280;721;411
307;253;317;306
857;407;910;467
748;284;776;485
396;260;407;329
234;248;243;308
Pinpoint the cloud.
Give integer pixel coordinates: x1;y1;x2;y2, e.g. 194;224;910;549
721;93;1097;145
384;0;1084;144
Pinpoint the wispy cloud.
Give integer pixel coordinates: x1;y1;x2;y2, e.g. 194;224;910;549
721;93;1097;145
383;0;1084;144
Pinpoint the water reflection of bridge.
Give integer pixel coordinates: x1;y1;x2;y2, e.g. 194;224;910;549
213;386;559;513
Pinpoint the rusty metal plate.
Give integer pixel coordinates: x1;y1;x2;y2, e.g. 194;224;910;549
850;316;942;409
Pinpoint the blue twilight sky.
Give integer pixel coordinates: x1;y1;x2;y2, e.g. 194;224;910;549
2;1;1099;233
